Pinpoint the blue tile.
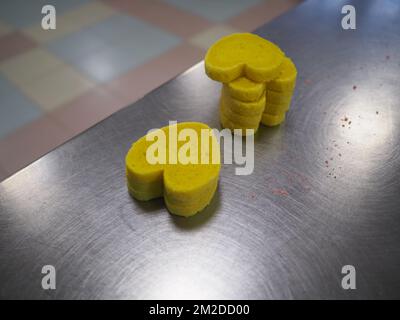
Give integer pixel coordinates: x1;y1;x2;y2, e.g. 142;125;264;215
0;0;91;28
47;14;181;83
0;75;42;138
162;0;262;22
47;28;109;63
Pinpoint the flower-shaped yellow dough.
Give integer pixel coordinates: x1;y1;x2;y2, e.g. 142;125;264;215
125;122;221;217
266;57;297;92
225;77;266;102
205;33;285;83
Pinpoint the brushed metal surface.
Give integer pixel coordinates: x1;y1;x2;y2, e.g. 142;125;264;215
1;0;400;299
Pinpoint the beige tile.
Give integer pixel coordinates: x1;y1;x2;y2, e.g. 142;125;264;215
0;21;13;37
22;2;116;43
0;48;63;86
66;1;116;23
20;65;94;112
189;25;242;50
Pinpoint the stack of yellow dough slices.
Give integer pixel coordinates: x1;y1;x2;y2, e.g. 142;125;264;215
262;57;297;126
125;122;221;217
205;33;297;133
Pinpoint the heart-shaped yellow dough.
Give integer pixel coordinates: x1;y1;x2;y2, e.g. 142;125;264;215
125;122;221;217
205;33;285;83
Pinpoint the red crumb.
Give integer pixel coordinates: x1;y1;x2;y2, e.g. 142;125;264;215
305;79;312;85
272;188;289;196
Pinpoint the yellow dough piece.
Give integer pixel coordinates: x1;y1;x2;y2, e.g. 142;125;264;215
266;57;297;92
220;106;259;136
261;113;285;127
264;100;291;116
266;89;293;105
221;86;265;116
205;33;285;83
220;98;262;127
125;122;221;217
165;179;218;216
225;77;266;102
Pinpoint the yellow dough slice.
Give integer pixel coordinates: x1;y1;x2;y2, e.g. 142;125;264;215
126;135;164;201
220;99;262;127
266;89;293;105
266;57;297;92
220;107;259;136
125;122;221;217
221;86;265;116
205;33;285;83
164;178;218;216
261;113;286;127
127;183;163;201
226;77;266;102
264;100;291;116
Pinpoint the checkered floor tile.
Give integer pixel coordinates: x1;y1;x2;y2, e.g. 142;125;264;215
0;0;302;181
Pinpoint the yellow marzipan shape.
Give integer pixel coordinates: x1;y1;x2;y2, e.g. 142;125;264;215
125;122;220;217
205;33;285;83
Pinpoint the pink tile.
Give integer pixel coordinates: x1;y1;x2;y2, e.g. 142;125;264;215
102;0;211;38
0;31;36;62
0;115;72;175
48;86;127;136
228;0;303;31
105;42;204;106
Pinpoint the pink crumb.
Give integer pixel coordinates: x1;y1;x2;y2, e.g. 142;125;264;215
272;188;289;196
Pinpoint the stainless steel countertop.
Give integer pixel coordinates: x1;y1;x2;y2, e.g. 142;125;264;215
1;0;400;299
